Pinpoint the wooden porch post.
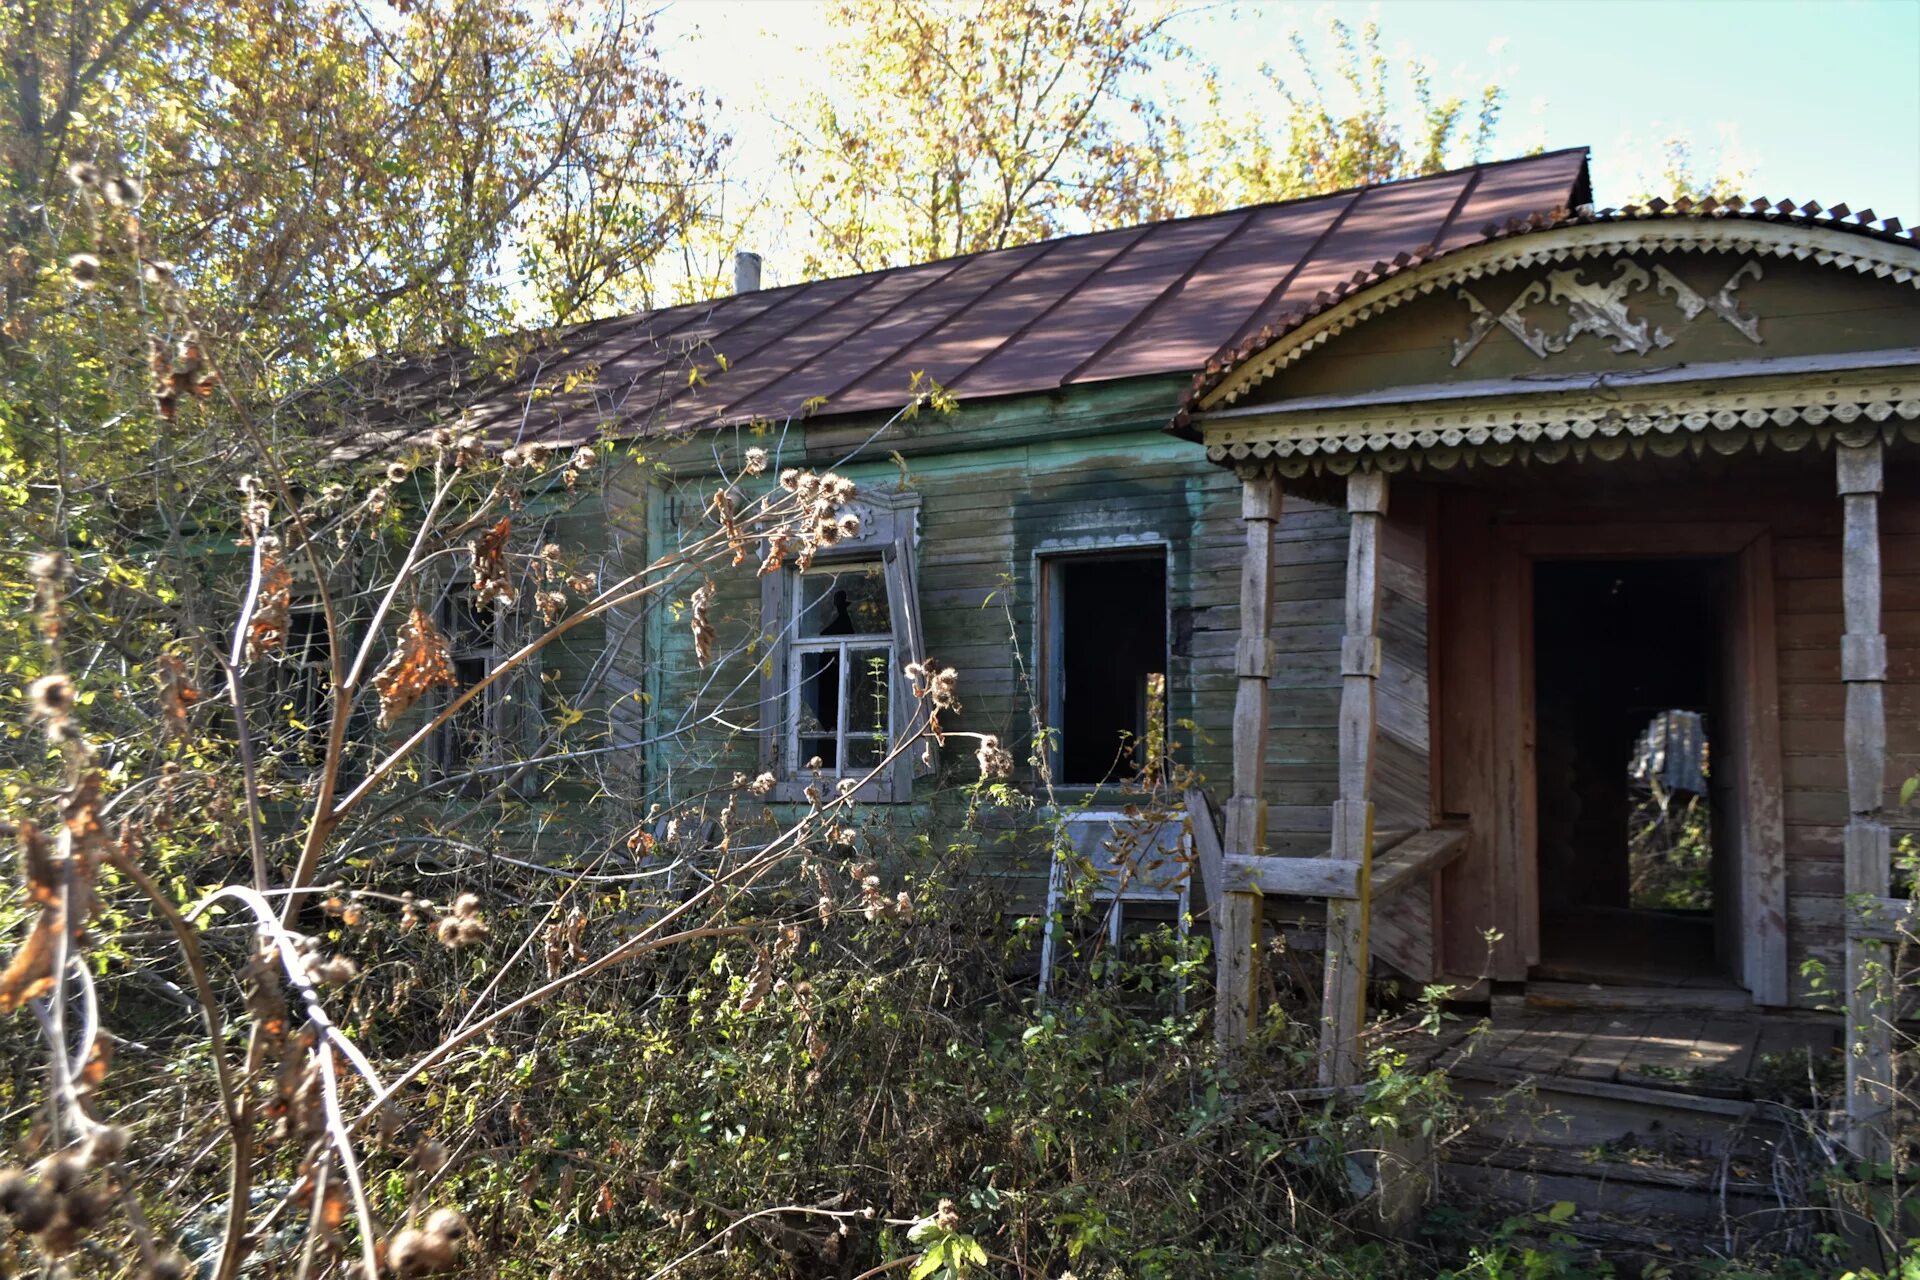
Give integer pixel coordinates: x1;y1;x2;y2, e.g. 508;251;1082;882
1837;441;1892;1162
1219;466;1282;1050
1321;469;1387;1086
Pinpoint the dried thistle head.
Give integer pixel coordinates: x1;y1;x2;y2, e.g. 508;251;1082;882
743;446;769;475
141;259;176;287
67;254;100;287
101;175;144;208
385;461;411;484
688;579;716;666
65;162;100;189
26;674;75;720
748;771;775;797
570;446;597;471
975;735;1013;781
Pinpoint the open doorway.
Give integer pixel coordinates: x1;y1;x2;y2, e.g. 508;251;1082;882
1532;558;1736;987
1042;550;1169;786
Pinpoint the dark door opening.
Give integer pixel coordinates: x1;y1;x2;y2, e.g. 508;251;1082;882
1046;552;1168;786
1532;557;1736;987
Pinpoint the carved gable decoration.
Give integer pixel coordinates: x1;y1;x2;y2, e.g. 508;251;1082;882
1452;257;1765;367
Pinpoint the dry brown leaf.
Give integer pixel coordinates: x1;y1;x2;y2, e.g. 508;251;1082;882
157;653;200;738
0;823;60;1012
469;516;514;606
245;551;293;661
371;606;460;728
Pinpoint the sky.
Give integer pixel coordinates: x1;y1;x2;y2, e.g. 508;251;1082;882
649;0;1920;285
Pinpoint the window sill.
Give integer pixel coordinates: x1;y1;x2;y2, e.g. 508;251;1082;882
768;778;907;806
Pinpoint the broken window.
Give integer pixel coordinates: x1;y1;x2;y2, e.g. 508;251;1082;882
791;561;894;774
1042;550;1169;787
273;603;335;769
428;590;542;795
761;488;925;802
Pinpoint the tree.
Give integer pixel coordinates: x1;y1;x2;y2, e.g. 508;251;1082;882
775;4;1506;276
777;0;1185;276
1167;17;1504;214
1;0;725;398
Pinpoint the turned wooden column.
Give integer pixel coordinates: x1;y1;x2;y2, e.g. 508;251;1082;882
1218;467;1282;1049
1320;469;1387;1086
1837;440;1892;1162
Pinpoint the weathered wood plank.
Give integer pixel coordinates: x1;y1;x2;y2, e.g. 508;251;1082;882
1322;470;1386;1086
1737;533;1791;1005
1185;787;1226;925
1836;440;1892;1163
1372;825;1471;898
1224;853;1362;897
1220;470;1284;1052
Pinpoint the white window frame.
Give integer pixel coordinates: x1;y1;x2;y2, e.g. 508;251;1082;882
760;487;925;803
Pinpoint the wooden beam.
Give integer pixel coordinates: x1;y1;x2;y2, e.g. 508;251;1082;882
1184;787;1226;925
1224;854;1363;899
1372;826;1471;898
1219;468;1282;1050
1845;895;1920;944
1735;533;1789;1006
1321;470;1386;1086
1836;440;1892;1164
1222;826;1463;900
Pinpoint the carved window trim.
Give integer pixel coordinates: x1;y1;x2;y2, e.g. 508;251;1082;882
758;487;925;804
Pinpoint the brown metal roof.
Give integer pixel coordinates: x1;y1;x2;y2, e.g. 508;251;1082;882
334;148;1594;449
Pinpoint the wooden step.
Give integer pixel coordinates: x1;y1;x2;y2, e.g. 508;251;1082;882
1505;982;1757;1015
1450;1066;1778;1160
1440;1142;1786;1232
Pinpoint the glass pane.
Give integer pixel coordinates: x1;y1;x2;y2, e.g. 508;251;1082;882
798;736;837;771
844;737;884;771
845;646;891;738
795;648;841;735
797;562;890;638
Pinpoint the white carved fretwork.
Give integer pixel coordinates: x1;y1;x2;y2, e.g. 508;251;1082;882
1548;261;1671;355
1451;281;1561;365
1450;256;1767;367
1654;260;1764;344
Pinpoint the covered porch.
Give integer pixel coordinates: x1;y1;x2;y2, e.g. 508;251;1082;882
1174;204;1920;1161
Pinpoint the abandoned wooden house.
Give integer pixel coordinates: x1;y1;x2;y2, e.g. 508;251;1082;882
350;146;1918;1209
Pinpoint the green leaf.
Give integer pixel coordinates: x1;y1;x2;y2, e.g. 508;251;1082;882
1900;775;1917;806
1546;1200;1577;1224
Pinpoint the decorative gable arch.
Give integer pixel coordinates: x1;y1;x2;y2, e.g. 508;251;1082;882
1177;211;1920;483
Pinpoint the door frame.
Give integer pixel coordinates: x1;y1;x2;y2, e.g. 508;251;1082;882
1486;521;1789;1004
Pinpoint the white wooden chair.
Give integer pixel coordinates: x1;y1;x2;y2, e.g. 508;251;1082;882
1037;808;1193;999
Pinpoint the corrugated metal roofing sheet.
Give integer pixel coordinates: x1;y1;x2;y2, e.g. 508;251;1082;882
340;147;1593;446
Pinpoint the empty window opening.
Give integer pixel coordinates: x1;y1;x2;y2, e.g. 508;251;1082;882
1047;552;1168;786
1532;558;1728;985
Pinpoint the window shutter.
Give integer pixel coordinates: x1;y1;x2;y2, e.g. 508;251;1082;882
890;535;934;788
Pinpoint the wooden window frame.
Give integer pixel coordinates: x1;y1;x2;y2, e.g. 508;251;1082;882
760;488;924;804
428;586;542;795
